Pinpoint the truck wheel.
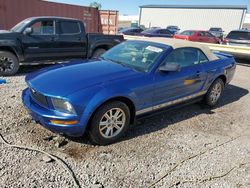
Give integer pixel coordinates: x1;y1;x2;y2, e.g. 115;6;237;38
91;48;106;59
89;101;130;145
0;51;19;76
204;78;224;107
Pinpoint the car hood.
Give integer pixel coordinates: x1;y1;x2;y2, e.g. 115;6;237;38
0;30;19;39
26;59;140;97
0;30;11;33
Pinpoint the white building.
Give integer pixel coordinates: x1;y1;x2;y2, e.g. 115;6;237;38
243;13;250;29
139;5;247;33
118;15;139;28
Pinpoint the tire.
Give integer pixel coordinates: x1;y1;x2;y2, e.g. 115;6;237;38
0;51;19;76
89;101;130;145
91;48;106;59
204;78;224;107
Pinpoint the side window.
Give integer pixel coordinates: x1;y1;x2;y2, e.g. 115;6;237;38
60;21;80;34
163;48;200;67
135;29;143;33
198;32;205;37
30;20;55;35
159;29;171;34
199;51;209;63
205;32;214;37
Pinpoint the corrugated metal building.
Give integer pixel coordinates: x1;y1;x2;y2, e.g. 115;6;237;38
0;0;118;33
139;5;247;34
243;13;250;29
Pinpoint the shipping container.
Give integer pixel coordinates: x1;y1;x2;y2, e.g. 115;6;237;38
99;10;119;34
0;0;118;33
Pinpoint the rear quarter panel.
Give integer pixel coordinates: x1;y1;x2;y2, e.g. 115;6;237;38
202;53;236;91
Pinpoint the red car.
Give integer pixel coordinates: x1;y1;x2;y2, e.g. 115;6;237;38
174;30;221;44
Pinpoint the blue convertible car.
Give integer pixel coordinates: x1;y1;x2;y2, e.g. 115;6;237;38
22;38;236;145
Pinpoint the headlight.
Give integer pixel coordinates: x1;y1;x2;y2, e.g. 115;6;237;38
51;98;76;114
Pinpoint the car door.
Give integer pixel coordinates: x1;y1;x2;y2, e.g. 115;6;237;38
21;19;59;61
56;20;87;59
152;48;208;107
205;31;218;43
197;31;207;42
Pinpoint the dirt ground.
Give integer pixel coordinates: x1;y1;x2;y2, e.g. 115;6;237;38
0;63;250;188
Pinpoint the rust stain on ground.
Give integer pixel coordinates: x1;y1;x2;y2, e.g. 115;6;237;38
64;146;96;159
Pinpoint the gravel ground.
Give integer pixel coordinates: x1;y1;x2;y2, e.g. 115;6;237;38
0;63;250;188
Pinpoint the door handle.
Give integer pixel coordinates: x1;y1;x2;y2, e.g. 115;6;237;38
196;71;201;78
188;71;201;79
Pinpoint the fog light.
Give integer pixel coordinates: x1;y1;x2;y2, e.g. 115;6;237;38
50;120;78;125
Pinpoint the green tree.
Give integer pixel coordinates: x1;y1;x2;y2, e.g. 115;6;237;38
89;2;102;10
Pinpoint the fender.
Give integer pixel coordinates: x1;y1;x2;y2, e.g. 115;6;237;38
204;68;227;91
79;85;137;129
0;39;24;61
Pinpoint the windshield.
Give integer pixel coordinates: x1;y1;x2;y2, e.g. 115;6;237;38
227;31;250;40
11;19;31;32
210;28;222;32
180;30;194;36
101;41;166;72
167;26;178;29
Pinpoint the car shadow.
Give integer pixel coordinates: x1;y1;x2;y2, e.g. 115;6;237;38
67;84;249;145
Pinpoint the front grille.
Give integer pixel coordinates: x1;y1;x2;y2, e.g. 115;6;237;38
30;88;48;107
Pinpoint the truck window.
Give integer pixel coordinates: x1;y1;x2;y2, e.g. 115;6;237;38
30;21;55;35
60;21;81;34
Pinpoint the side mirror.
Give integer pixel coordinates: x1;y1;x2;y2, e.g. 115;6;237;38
159;63;181;72
24;27;33;35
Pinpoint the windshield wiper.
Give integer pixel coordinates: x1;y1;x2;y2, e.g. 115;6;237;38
102;57;145;72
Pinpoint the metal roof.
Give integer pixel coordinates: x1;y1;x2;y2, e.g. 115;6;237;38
140;5;247;10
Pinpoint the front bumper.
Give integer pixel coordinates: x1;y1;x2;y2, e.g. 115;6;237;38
22;88;85;137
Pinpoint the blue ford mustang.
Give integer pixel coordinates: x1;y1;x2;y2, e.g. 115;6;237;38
22;38;236;145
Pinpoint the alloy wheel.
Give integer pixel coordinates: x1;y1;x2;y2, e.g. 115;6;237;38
0;56;15;73
99;108;126;138
210;82;222;104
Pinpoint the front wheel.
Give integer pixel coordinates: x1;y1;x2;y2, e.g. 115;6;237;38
204;78;224;107
89;101;130;145
0;51;19;76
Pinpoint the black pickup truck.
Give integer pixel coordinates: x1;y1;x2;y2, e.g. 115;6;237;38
0;16;124;76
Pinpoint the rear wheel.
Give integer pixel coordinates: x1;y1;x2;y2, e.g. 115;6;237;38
91;48;106;59
205;78;224;107
89;101;130;145
0;51;19;76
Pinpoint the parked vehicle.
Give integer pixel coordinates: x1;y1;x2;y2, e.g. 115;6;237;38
0;16;124;76
138;28;173;38
22;38;236;145
117;27;124;32
209;27;224;39
166;25;180;34
174;30;221;44
223;30;250;47
118;27;144;35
